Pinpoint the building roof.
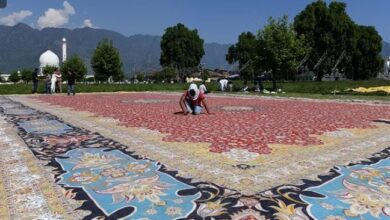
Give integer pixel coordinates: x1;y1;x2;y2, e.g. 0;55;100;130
39;50;60;68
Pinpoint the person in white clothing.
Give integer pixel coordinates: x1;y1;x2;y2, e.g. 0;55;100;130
219;79;228;91
51;72;57;94
54;69;62;93
199;81;207;94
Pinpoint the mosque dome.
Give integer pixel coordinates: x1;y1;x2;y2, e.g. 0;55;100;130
39;50;60;68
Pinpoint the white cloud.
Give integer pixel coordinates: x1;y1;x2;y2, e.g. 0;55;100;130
0;10;32;26
37;1;75;29
83;19;93;28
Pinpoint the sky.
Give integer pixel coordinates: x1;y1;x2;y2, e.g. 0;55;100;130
0;0;389;44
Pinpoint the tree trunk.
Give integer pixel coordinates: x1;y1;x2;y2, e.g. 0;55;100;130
272;78;277;91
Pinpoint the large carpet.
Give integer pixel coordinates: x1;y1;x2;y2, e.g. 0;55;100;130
0;93;389;219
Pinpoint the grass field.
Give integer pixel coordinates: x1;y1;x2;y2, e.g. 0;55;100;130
1;79;389;101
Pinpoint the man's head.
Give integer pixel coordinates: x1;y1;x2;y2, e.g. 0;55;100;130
188;83;199;100
189;89;196;97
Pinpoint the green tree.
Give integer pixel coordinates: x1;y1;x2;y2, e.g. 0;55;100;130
226;32;257;84
61;54;88;81
294;0;382;80
136;73;145;82
91;39;124;82
160;23;205;81
9;71;21;83
86;76;95;83
151;67;177;82
43;66;57;75
347;26;383;80
163;67;177;81
20;68;33;84
256;16;308;89
294;1;331;81
200;69;210;81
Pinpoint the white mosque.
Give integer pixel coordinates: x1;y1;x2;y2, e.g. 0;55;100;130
39;37;67;75
378;56;390;80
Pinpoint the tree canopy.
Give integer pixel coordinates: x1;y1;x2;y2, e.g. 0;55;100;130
91;39;124;82
226;32;257;83
9;70;20;83
226;0;384;82
256;16;308;83
151;67;177;82
227;16;308;88
294;0;383;80
61;54;88;81
160;23;205;81
346;25;384;80
20;68;33;83
42;66;57;75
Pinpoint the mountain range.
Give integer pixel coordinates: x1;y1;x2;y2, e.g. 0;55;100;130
382;41;390;58
1;23;389;76
0;23;232;76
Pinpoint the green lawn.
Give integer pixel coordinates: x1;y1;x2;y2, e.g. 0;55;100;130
230;79;390;94
1;80;389;102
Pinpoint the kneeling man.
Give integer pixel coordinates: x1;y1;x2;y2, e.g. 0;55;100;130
180;84;211;115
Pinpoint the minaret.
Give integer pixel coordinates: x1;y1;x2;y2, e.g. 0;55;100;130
62;37;67;62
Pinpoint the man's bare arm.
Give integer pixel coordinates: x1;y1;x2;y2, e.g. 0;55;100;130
202;99;211;114
179;95;188;115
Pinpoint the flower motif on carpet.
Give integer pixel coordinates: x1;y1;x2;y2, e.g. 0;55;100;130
0;97;12;104
18;118;72;135
133;99;172;104
0;103;22;109
231;209;267;220
301;157;390;219
197;199;229;218
271;200;309;220
43;135;92;146
3;107;36;115
324;130;355;138
34;93;390;155
222;148;260;162
222;106;254;112
56;148;200;218
3;96;390;219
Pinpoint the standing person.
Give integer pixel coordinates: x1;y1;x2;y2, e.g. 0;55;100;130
32;68;39;94
258;73;265;93
67;71;76;96
199;81;208;94
219;78;228;91
51;72;57;94
55;69;62;93
179;83;211;115
45;73;51;94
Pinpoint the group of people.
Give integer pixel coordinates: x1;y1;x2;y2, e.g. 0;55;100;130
32;68;76;96
179;79;235;115
45;69;62;94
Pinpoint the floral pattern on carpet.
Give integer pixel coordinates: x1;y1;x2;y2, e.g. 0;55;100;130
35;93;390;154
1;95;390;219
302;157;390;219
57;148;200;219
18;118;73;135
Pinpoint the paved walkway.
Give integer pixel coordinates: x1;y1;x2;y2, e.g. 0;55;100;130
0;93;389;219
